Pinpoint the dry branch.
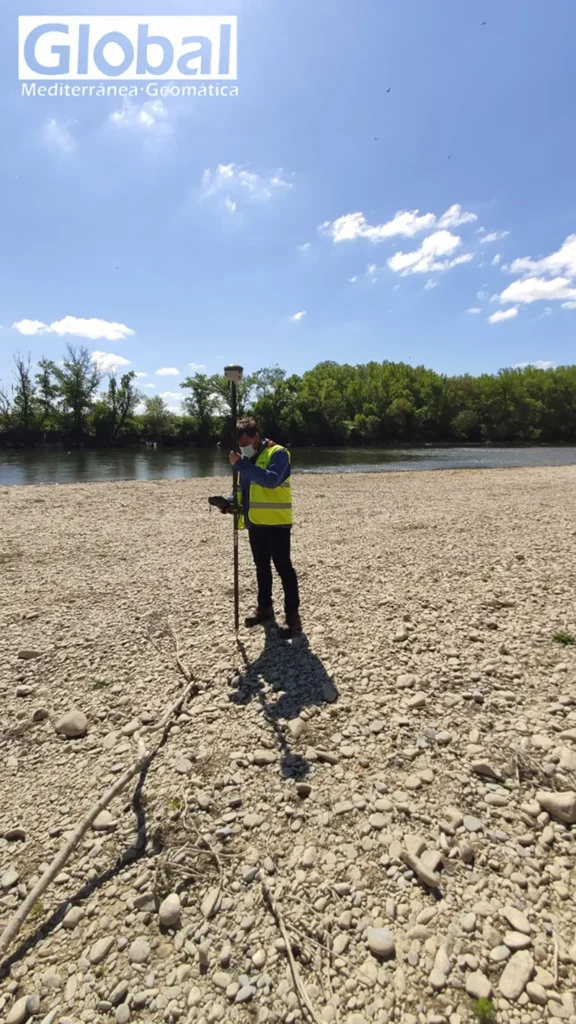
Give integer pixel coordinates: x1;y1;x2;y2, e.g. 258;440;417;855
0;622;198;962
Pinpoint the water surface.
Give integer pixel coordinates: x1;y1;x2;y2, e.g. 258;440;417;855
1;445;575;486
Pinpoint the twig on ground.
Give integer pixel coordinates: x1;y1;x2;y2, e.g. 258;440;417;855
0;620;198;962
261;879;323;1024
0;741;150;959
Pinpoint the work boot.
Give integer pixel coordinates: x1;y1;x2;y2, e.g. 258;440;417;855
244;605;274;628
284;611;303;634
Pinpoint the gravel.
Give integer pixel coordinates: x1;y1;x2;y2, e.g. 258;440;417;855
0;466;575;1023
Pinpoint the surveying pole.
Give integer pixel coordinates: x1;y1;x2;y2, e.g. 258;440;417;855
224;365;244;633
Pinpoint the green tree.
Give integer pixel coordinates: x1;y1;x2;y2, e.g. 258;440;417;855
143;395;173;440
12;353;37;430
51;345;102;436
104;371;140;442
180;372;219;443
35;358;60;432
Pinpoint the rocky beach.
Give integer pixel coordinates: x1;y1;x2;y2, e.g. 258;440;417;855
0;466;575;1024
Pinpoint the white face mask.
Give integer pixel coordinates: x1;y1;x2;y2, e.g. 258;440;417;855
239;443;256;458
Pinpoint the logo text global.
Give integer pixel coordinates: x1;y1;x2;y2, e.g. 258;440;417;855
19;16;237;80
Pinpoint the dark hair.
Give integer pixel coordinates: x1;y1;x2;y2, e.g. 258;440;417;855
236;417;259;439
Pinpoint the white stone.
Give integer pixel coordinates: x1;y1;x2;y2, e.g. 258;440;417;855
159;893;181;928
54;711;88;738
498;950;534;1000
465;970;492;1000
366;927;395;959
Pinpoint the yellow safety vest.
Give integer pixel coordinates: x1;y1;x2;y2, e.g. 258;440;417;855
236;442;292;529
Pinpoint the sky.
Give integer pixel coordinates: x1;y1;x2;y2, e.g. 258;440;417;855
1;0;576;413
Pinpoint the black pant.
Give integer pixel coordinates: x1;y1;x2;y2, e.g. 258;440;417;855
248;527;300;614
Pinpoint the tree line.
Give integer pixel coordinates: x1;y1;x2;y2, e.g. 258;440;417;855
1;345;575;448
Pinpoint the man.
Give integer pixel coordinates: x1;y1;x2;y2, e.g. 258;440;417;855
224;417;302;633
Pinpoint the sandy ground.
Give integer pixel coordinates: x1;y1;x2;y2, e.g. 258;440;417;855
0;466;575;1024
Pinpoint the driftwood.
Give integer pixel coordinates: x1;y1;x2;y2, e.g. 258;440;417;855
0;624;198;962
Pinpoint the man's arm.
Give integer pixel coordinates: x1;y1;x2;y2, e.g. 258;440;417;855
236;448;290;489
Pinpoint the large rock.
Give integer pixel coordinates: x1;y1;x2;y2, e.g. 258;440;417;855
498;950;534;1000
54;710;88;738
536;790;576;824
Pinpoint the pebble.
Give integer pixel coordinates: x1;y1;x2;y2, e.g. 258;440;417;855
92;809;117;832
301;845;317;867
115;1006;130;1024
465;970;493;1000
463;815;483;832
536;789;576;824
89;936;115;964
6;995;40;1024
54;710;88;738
158;893;181;928
62;906;84;929
1;867;19;890
253;749;276;765
502;906;531;934
129;937;151;963
201;887;221;919
504;930;532;950
498;950;534;1000
235;984;256;1002
366;927;395;959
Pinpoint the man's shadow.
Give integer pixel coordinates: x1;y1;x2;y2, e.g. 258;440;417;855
230;626;339;779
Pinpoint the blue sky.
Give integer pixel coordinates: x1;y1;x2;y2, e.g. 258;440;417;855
1;0;575;412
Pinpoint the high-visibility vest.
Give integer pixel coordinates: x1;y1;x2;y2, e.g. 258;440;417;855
236;442;292;529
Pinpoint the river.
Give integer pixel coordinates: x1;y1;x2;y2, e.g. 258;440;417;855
1;445;576;486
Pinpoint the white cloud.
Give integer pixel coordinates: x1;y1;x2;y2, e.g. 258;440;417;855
480;230;510;244
348;276;358;284
320;203;476;245
43;119;75;154
143;383;156;388
488;306;519;324
424;279;438;290
500;276;576;305
290;311;307;322
466;307;482;314
438;204;477;229
506;234;576;279
156;367;180;376
134;372;147;377
561;300;576;309
320;209;436;244
388;230;473;275
201;164;292;211
477;289;489;301
12;319;47;335
299;242;312;252
160;391;183;400
513;361;557;370
188;362;207;370
90;351;131;372
492;254;501;266
109;98;172;137
12;316;134;341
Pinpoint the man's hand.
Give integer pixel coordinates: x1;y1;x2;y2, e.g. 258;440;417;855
229;451;241;466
